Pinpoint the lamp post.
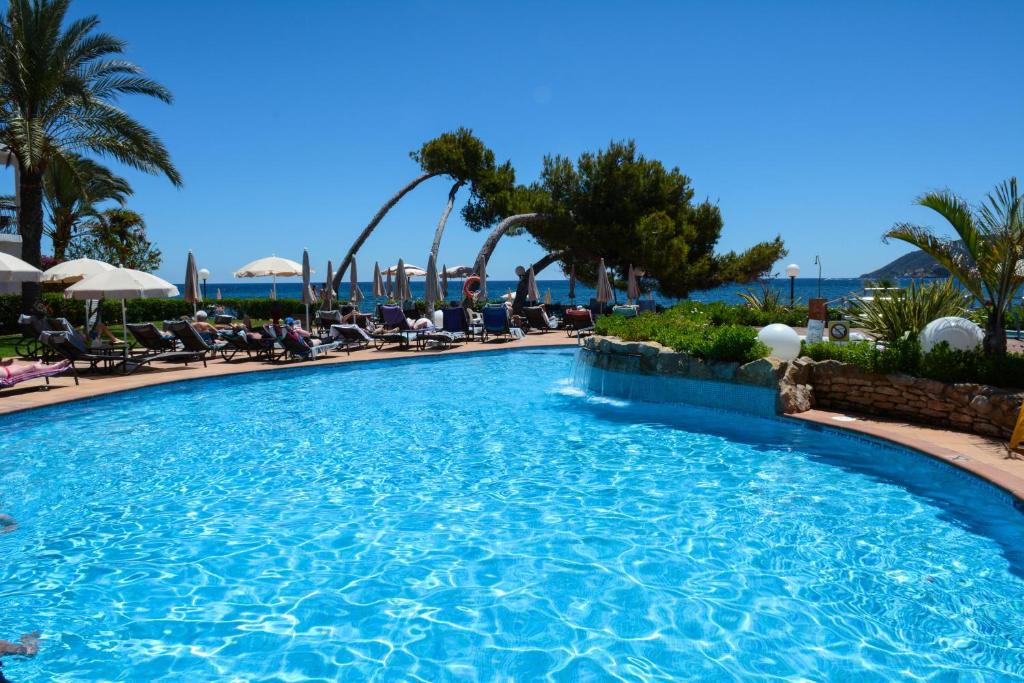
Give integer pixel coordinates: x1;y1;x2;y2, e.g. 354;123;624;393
785;263;800;306
813;255;822;298
198;268;209;299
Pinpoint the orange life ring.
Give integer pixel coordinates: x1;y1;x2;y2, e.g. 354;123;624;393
463;275;481;299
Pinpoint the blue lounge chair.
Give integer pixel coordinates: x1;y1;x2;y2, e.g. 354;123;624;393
638;299;657;314
482;305;513;342
372;305;421;350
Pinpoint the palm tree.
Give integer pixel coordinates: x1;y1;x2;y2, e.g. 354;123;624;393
0;0;181;310
885;178;1024;355
68;207;160;271
45;154;132;260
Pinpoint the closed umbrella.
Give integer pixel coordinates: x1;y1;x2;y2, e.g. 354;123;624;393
424;254;440;312
544;288;551;306
568;264;576;303
627;264;640;304
0;252;42;283
394;258;411;304
216;288;222;301
596;258;615;305
385;269;393;299
440;263;448;300
65;268;178;341
372;261;385;299
350;257;364;310
323;260;336;309
234;255;306;300
301;249;313;329
474;255;488;302
526;267;540;303
184;250;201;315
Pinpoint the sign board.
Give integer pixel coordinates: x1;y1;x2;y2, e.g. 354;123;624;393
808;298;828;321
806;319;825;344
828;320;850;343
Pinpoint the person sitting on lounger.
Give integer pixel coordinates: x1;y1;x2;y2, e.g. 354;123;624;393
192;311;219;343
82;307;122;345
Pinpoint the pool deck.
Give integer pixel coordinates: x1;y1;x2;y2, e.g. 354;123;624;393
2;336;1022;503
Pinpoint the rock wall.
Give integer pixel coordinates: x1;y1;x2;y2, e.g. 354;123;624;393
810;359;1022;439
584;335;1024;439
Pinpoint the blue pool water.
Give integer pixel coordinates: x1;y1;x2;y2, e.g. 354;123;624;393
1;349;1023;681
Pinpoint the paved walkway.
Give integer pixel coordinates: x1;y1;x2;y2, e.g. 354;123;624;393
3;336;1022;502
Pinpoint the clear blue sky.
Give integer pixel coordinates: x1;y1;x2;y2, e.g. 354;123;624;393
7;0;1024;284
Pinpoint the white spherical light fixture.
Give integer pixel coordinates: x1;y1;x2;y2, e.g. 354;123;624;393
785;263;801;278
919;316;984;353
757;323;801;361
198;268;210;280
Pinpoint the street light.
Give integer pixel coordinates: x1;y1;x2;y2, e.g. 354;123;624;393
198;268;210;299
785;263;800;306
813;255;822;298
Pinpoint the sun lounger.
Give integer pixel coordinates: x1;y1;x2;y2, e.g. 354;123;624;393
638;299;657;314
127;323;179;353
165;320;227;366
482;305;514;342
612;305;639;317
268;324;339;361
0;358;74;391
218;328;274;362
39;330;165;376
523;305;558;333
565;309;595;338
330;324;374;354
372;305;423;350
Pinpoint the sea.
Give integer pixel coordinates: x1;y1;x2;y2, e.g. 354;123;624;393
180;277;923;307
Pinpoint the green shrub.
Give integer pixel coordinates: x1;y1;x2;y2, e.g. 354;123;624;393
802;337;1024;390
847;279;969;344
594;308;768;363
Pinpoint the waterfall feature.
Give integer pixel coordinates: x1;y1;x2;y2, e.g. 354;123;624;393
572;347;779;417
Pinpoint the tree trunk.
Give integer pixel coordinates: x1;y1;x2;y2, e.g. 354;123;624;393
427;180;465;315
333;171;439;292
18;168;45;314
529;251;566;277
50;219;72;261
984;312;1007;356
473;213;549;271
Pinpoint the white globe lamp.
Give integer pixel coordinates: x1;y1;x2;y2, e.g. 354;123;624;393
198;268;210;299
919;317;984;353
785;263;800;306
758;323;801;361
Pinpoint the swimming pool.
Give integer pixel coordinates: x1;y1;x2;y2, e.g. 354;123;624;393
1;348;1022;681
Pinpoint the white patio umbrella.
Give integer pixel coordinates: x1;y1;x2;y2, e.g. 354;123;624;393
473;255;488;302
350;257;364;310
323;261;336;309
0;252;42;283
596;258;615;305
627;264;640;304
424;254;440;312
393;258;411;304
372;261;385;299
526;267;540;303
42;258;114;334
382;263;426;277
301;249;314;330
234;255;306;300
445;265;473;277
184;251;201;315
65;268;178;339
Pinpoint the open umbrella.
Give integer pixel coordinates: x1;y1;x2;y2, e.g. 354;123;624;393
394;258;411;304
372;261;385;299
568;264;576;303
596;258;615;305
42;258;114;335
382;263;426;277
445;265;473;277
440;263;448;300
0;252;42;283
323;261;335;309
234;255;306;300
424;254;440;312
184;251;201;315
301;249;314;329
473;255;488;302
526;267;540;303
350;257;364;310
65;268;178;340
627;264;640;304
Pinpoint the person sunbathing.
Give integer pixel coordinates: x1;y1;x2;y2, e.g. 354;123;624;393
192;311;219;343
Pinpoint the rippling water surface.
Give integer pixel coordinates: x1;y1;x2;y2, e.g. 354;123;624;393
1;349;1023;681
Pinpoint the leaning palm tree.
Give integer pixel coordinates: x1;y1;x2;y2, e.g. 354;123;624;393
0;0;181;310
885;177;1024;355
44;154;132;260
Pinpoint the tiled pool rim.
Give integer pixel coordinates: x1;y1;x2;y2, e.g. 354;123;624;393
1;339;1021;511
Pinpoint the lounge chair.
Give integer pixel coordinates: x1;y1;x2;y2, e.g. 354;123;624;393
330;324;374;354
612;305;639;318
218;328;274;362
523;306;558;333
0;358;74;391
638;299;657;314
565;309;595;338
482;305;514;342
372;305;422;350
589;298;612;317
14;314;48;358
165;320;227;366
317;309;343;336
127;323;179;353
268;324;339;361
440;306;472;342
39;331;149;376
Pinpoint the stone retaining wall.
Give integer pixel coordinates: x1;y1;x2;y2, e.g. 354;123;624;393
585;335;1024;439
